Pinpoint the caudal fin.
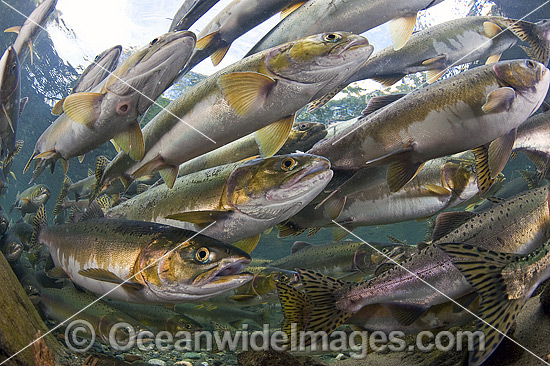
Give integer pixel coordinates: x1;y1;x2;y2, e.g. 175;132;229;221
31;204;47;247
439;243;525;366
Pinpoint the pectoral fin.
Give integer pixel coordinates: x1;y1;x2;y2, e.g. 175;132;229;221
483;21;502;38
482;87;515;113
1;103;14;132
196;31;218;50
166;210;229;225
211;45;230;66
388;14;417;50
78;268;143;290
63;92;104;126
385;303;429;326
426;68;447;84
487;129;516;179
217;72;276;115
372;75;404;87
113;121;145;161
486;53;502;64
424;184;451;196
387;160;424;192
232;234;261;254
255;115;294;157
51;98;65;115
160;166;178;189
422;55;447;66
4;26;21;34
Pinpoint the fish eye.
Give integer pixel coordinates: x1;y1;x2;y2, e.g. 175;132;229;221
195;247;210;263
526;60;536;69
323;33;341;43
299;123;308;131
281;157;297;171
150;37;159;46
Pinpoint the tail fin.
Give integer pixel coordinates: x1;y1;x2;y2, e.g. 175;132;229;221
297;269;353;335
439;243;526;366
90;155;109;201
53;175;72;216
31;204;47;247
276;281;312;340
499;18;550;65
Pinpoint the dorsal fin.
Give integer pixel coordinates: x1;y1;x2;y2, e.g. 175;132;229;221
362;94;406;117
80;201;104;221
432;211;475;241
291;241;313;254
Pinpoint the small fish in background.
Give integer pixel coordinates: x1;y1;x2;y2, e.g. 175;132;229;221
105;154;333;253
8;221;33;249
440;238;550;366
246;0;445;56
98;32;373;190
174;302;270;330
9;184;50;217
309;15;550;110
0;231;23;264
181;0;309;73
4;0;57;65
276;187;550;342
32;203;253;303
169;0;222;31
106;300;204;334
38;286;150;345
0;47;22;165
177;121;327;177
25;30;197;181
268;240;409;278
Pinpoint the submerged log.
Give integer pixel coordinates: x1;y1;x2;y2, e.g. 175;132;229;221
0;252;61;365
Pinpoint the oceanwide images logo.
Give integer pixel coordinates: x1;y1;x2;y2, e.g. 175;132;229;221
64;320;485;357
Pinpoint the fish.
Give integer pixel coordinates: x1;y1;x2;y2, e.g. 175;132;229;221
169;0;222;31
105;300;204;334
25;30;197;181
38;286;149;345
97;32;373;190
246;0;445;56
308;60;550;201
174;302;269;329
204;271;281;307
0;210;9;237
511;110;550;180
431;186;550;253
440;239;550;366
105;154;333;253
52;44;123;113
183;0;308;72
467;171;539;213
279;154;479;239
4;0;57;64
177;122;327;177
269;240;408;277
0;46;21;162
32;203;253;303
9;184;50;217
0;232;23;264
309;16;550;110
8;221;33;249
276;187;550;338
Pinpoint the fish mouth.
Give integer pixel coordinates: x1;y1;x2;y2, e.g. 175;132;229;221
193;257;252;288
280;158;331;189
331;36;372;56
